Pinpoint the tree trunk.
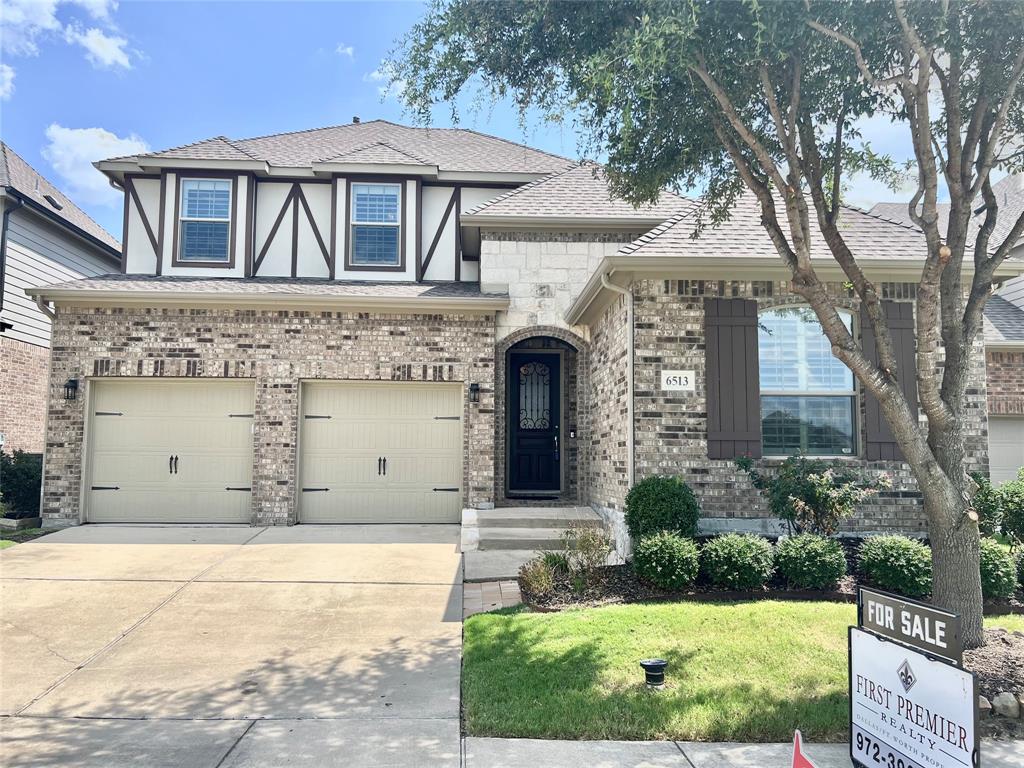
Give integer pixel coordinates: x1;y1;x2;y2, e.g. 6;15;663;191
928;497;985;649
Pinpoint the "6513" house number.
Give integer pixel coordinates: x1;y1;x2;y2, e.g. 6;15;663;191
660;370;695;392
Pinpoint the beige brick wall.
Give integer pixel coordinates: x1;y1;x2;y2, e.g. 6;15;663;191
0;336;49;454
986;349;1024;416
42;306;496;526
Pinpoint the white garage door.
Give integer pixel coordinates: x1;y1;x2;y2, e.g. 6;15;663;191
86;379;254;523
989;416;1024;484
299;381;463;523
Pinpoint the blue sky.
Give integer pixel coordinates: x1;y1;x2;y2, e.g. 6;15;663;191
1;0;915;241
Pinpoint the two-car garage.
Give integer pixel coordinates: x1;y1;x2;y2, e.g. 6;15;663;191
84;379;464;525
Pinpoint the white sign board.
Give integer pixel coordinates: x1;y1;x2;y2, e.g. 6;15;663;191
850;627;978;768
660;370;695;392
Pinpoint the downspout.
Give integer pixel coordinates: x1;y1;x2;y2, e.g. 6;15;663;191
34;294;56;321
0;192;26;322
600;272;635;487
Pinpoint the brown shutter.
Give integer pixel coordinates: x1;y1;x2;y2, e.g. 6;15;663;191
860;301;918;461
705;298;762;459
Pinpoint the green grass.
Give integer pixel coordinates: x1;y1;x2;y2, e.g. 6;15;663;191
0;529;50;548
0;540;15;550
987;612;1024;632
463;600;1022;743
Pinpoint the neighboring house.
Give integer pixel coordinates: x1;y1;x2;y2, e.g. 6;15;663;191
871;179;1024;484
0;142;121;455
27;120;1024;548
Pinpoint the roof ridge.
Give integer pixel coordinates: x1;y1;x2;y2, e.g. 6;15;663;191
318;138;432;166
218;135;261;161
464;161;586;215
0;142;11;187
617;207;696;256
232;119;395;145
454;126;573;165
841;202;925;235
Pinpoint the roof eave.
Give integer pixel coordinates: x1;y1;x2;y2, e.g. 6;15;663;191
462;214;670;230
26;286;510;315
5;187;120;263
565;254;1024;326
311;161;439;177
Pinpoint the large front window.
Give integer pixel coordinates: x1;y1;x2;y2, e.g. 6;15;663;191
758;307;856;456
178;179;231;263
350;182;401;267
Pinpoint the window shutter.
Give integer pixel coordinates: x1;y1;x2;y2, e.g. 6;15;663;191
705;298;762;459
860;302;918;461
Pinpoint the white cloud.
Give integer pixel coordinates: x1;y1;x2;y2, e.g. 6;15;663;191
42;124;148;206
366;63;406;100
0;64;14;100
64;25;131;69
1;0;62;56
335;43;354;60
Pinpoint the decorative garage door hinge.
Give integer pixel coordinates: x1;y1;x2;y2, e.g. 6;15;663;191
228;413;254;418
91;485;120;490
432;487;459;492
94;411;123;416
303;415;332;420
225;487;252;492
301;487;330;492
433;416;460;420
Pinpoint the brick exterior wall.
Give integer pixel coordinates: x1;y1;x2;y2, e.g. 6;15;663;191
986;349;1024;415
628;279;990;535
0;336;49;454
41;306;495;526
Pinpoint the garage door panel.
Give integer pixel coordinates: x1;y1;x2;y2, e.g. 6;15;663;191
300;382;462;523
87;380;254;523
989;416;1024;484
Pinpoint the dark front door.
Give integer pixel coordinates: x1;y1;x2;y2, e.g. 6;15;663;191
508;352;561;493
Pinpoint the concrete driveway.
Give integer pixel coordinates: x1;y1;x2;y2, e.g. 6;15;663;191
0;524;463;767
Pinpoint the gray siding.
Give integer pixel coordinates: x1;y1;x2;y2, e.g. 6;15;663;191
999;274;1024;310
1;208;118;348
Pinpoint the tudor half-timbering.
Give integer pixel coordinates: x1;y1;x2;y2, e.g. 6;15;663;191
28;120;1024;550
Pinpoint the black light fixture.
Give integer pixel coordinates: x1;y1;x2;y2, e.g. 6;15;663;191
640;658;668;689
63;378;79;401
469;382;481;403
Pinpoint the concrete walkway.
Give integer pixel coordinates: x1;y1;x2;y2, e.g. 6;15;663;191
464;737;1024;767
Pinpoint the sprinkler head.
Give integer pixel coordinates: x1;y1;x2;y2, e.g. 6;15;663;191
640;658;668;689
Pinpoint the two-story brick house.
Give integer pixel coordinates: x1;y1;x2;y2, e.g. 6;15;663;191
28;120;1024;552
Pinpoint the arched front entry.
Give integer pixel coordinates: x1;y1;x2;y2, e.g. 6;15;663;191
495;327;587;505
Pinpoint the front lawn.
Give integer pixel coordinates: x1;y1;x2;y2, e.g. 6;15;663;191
0;529;51;548
463;600;1022;742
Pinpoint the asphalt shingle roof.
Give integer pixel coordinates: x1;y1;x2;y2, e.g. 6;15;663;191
0;142;120;252
110;120;571;176
29;274;502;300
620;192;929;261
984;294;1024;343
465;162;693;222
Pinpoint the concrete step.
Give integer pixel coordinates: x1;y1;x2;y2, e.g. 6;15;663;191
464;549;539;581
477;527;571;550
476;507;603;530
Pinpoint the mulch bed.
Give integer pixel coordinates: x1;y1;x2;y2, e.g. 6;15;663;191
968;628;1024;739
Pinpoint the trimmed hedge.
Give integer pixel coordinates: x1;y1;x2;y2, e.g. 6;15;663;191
633;532;700;590
857;535;932;599
775;534;847;590
979;539;1017;599
700;533;775;591
624;476;701;541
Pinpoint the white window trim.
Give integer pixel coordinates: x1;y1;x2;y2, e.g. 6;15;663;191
758;305;859;458
348;182;402;269
177;177;233;265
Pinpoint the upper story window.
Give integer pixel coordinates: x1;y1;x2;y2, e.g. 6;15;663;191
758;307;856;456
179;179;231;263
349;182;401;268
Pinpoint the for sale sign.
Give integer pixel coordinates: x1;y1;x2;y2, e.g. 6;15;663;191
858;587;963;665
850;627;978;768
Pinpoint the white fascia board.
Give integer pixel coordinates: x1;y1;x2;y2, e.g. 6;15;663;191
435;170;550;183
463;214;669;230
136;158;268;173
26;286;510;314
984;340;1024;350
311;161;439;177
565;254;1024;326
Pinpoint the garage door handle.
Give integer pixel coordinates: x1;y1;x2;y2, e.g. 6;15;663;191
378;456;382;476
169;455;174;474
173;455;179;474
382;457;387;476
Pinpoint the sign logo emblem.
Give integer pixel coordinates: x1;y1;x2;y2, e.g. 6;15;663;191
897;659;917;692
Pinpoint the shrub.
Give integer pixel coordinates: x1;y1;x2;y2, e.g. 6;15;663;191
857;535;932;599
561;523;612;579
700;533;775;591
970;473;1003;537
539;550;570;575
979;539;1017;599
632;532;700;590
999;468;1024;546
0;450;42;516
775;534;848;590
1018;550;1024;590
624;475;701;541
518;557;555;597
736;455;890;536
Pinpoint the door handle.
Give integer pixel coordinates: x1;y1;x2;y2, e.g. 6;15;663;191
553;435;559;460
382;457;387;476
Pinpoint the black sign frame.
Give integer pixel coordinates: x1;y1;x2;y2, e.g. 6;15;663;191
857;586;963;665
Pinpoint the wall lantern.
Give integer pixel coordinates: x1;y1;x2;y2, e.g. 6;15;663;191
469;382;481;404
63;378;79;401
639;658;668;689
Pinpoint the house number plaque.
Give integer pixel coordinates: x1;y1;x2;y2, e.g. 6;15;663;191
660;370;695;392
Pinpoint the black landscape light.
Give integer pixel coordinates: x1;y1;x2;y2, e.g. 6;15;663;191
640;658;668;689
469;382;481;403
63;378;79;401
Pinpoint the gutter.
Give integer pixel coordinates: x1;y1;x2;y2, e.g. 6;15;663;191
460;214;669;230
600;271;635;487
0;191;25;322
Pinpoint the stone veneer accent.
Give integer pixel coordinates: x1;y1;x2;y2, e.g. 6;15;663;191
41;306;496;526
986;349;1024;415
0;336;49;454
628;278;990;534
480;231;639;341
